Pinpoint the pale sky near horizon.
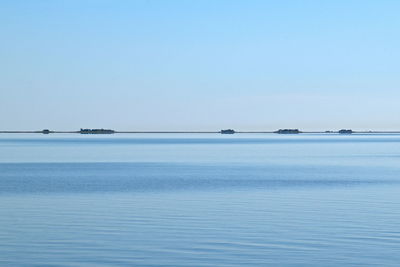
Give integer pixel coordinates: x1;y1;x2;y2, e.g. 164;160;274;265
1;0;399;131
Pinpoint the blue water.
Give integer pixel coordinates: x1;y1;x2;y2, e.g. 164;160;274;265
1;134;400;266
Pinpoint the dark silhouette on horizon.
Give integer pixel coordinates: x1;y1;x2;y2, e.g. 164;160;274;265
274;129;301;134
220;129;235;134
80;128;115;134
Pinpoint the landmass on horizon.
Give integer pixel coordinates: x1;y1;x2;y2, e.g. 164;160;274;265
1;128;399;134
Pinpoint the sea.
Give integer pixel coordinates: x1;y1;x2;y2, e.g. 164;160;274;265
1;133;400;266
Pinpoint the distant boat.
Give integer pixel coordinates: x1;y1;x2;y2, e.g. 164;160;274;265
220;129;235;134
274;129;301;134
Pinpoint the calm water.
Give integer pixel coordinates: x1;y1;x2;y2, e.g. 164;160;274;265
1;134;400;266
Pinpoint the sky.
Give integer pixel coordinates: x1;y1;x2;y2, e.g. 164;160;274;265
1;0;399;131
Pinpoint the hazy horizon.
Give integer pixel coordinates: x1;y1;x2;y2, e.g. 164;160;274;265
1;0;400;131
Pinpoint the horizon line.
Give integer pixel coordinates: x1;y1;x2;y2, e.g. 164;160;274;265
2;130;400;134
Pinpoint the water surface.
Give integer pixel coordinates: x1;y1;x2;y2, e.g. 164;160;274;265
1;134;400;266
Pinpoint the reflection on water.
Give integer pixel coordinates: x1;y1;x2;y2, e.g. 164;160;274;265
1;134;400;266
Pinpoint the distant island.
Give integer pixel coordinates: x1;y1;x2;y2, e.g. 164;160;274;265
1;128;400;134
79;128;115;134
220;129;235;134
338;129;353;134
274;129;301;134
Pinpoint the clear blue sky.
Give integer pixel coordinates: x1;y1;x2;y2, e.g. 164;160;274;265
1;0;399;131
